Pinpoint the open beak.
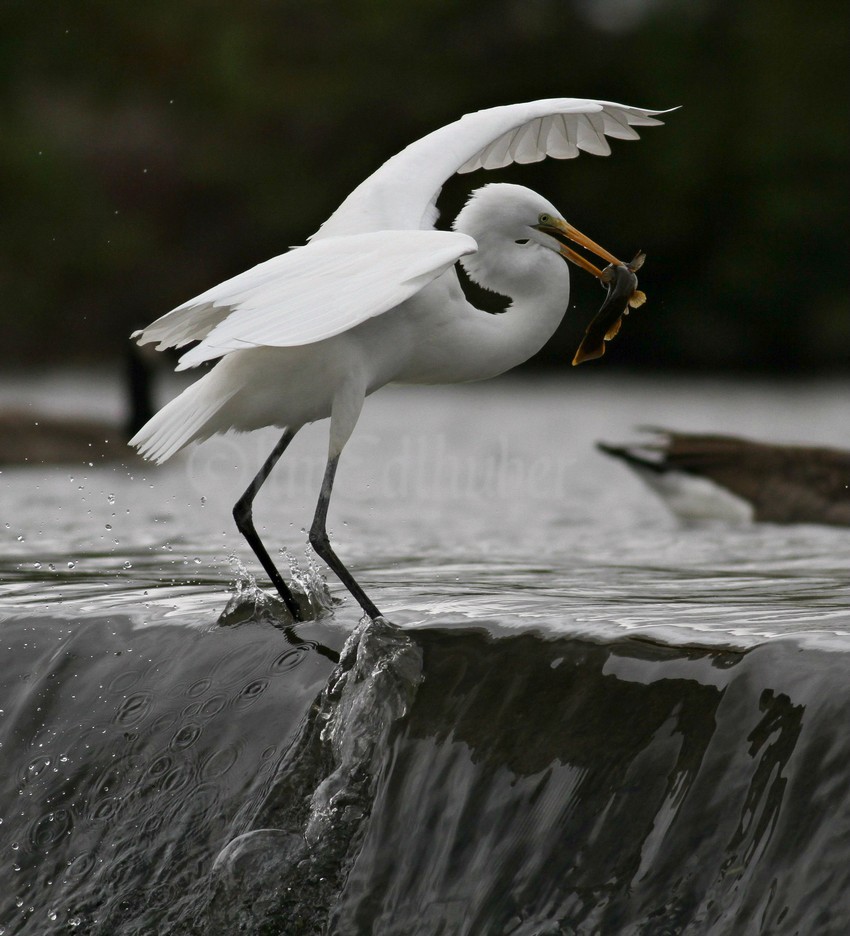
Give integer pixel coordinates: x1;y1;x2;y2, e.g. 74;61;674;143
534;218;622;279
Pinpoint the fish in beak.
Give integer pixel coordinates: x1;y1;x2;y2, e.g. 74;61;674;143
573;252;646;365
533;219;648;365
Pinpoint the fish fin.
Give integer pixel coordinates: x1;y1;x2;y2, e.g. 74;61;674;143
604;317;623;341
628;251;646;272
572;339;607;366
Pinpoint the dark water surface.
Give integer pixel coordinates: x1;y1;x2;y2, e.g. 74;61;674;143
3;614;849;934
2;374;849;934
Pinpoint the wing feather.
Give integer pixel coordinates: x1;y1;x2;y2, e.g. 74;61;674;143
147;230;477;369
313;99;672;237
511;119;545;164
547;115;579;159
575;113;612;156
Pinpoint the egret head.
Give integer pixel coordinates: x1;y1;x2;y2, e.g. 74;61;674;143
452;183;622;296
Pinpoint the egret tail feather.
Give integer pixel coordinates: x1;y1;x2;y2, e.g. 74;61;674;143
129;379;237;463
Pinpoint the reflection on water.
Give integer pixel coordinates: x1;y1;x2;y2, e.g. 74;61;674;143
1;373;850;933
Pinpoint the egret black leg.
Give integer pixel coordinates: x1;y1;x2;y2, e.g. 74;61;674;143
309;454;383;620
233;428;302;621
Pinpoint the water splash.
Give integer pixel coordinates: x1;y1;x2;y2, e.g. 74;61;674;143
218;549;336;627
202;617;423;932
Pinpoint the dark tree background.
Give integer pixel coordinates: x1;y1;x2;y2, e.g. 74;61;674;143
1;0;847;373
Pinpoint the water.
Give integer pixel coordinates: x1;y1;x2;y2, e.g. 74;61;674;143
1;371;849;934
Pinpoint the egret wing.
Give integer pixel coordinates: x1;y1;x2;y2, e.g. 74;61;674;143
135;230;477;370
314;99;672;237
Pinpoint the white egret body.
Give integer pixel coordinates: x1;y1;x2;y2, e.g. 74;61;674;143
131;99;669;620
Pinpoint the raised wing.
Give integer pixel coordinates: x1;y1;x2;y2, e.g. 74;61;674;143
134;99;669;368
134;230;477;370
314;99;671;238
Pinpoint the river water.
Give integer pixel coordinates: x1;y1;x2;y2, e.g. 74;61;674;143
1;370;849;934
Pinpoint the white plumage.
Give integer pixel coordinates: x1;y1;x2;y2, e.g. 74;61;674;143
130;98;669;621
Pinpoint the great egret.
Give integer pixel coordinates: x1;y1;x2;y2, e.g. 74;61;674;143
131;99;670;621
598;431;850;526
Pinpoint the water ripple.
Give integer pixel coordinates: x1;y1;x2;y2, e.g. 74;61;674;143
113;691;153;727
28;808;73;850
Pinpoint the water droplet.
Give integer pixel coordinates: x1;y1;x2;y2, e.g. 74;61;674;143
107;493;116;504
33;562;41;570
67;561;76;570
16;535;24;542
47;909;58;921
105;524;112;531
122;561;133;570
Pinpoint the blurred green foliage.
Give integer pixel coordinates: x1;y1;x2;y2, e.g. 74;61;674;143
1;0;847;372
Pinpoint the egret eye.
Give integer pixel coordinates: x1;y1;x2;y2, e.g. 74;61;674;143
538;213;553;225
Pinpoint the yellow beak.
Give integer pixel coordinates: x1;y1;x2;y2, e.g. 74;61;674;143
534;218;622;278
